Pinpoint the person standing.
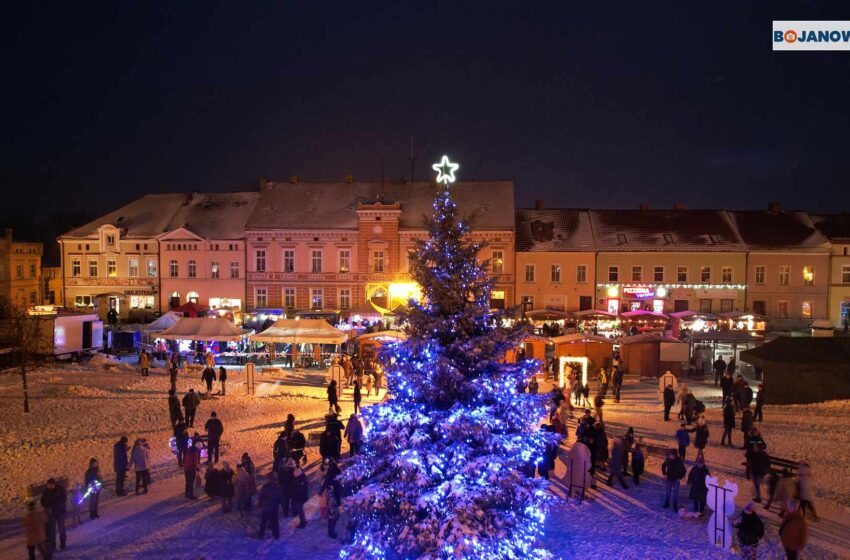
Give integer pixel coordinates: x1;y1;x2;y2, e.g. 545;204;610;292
663;384;676;421
779;500;808;560
726;356;737;376
168;355;179;393
674;423;690;462
740;406;754;450
733;502;765;560
182;389;200;428
84;458;102;520
797;463;818;520
328;380;341;414
174;420;188;467
687;456;710;516
631;443;645;485
528;375;539;395
661;450;686;511
234;463;251;518
721;372;734;401
721;399;735;447
184;439;201;500
611;366;623;403
713;355;727;386
292;464;309;528
219;462;234;513
139;349;151;376
168;389;183;427
341;354;352;386
201;367;216;394
753;384;765;423
22;501;48;560
606;436;629;489
257;472;283;539
218;366;227;396
352;378;362;414
593;393;604;423
325;484;340;539
204;411;224;464
344;414;363;457
40;478;67;553
690;417;709;461
113;436;129;496
129;439;151;495
372;365;383;397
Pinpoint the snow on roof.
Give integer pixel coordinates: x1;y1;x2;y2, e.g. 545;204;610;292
62;194;188;238
588;209;746;252
811;213;850;242
515;209;594;252
250;319;346;344
728;210;830;251
158;317;247;341
166;192;259;239
247;181;514;230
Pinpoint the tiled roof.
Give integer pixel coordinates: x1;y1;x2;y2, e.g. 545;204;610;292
728;211;830;251
588;209;746;252
247;181;514;230
61;194;188;238
811;213;850;242
515;209;594;252
166;192;259;239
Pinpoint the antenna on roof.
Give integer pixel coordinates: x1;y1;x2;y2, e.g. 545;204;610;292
380;155;385;203
409;134;415;182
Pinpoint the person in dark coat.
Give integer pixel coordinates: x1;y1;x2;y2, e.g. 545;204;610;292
726;356;737;376
204;411;224;464
742;383;754;409
292;465;309;528
283;413;296;437
611;366;624;403
663;384;676;421
201;367;216;393
289;429;307;465
631;443;645;485
22;501;48;560
219;462;234;513
174;420;188;467
607;436;629;489
273;432;290;473
278;458;296;517
184;440;201;500
721;399;735;446
740;407;754;449
113;436;129;496
753;384;765;423
687;456;710;515
720;372;734;401
622;427;635;476
344;414;364;457
528;376;539;395
593;394;604;423
689;418;710;460
748;443;770;502
713;356;726;385
733;501;765;559
182;389;200;428
257;472;283;539
327;380;341;414
168;355;179;393
168;389;183;427
352;378;362;414
84;458;103;520
675;423;690;462
40;478;67;552
319;426;341;471
661;451;686;511
218;366;227;396
204;464;221;498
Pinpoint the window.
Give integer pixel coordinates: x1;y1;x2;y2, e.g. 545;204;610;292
107;259;117;277
29;291;37;305
699;299;712;313
777;300;789;318
88;259;98;277
608;266;619;282
700;266;711;283
210;261;220;279
339;288;351;309
754;265;765;285
653;266;664;282
521;295;534;311
677;266;688;283
616;234;627;244
631;266;642;282
255;288;268;308
842;265;850;284
187;260;197;278
721;299;734;313
230;261;239;279
311;250;323;273
490;290;506;310
169;260;178;277
372;250;385;273
311;288;323;310
106;234;115;246
128;258;139;278
283;250;295;273
29;264;36;278
752;300;766;316
801;301;812;318
551;264;561;283
147;258;157;277
722;266;733;283
255;249;266;272
491;250;504;274
74;295;93;307
72;258;81;277
778;265;790;286
16;264;23;278
338;249;351;273
284;288;296;308
524;264;535;282
576;265;587;283
130;295;154;309
802;266;814;286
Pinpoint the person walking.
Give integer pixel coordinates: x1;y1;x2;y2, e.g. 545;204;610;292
631;443;645;485
184;438;202;499
40;478;67;553
129;439;151;495
593;393;604;423
84;458;102;520
319;424;341;471
201;366;216;394
182;389;200;428
740;406;754;450
797;463;818;520
168;354;179;393
753;384;765;423
661;450;686;511
687;456;710;516
779;500;808;560
113;436;129;496
139;349;151;376
168;389;183;427
328;380;341;414
373;365;383;397
713;355;727;386
674;423;690;462
344;414;363;457
218;366;227;396
663;383;675;421
721;398;735;446
733;502;765;560
690;417;709;460
22;501;48;560
204;411;224;464
352;378;362;414
234;463;251;518
257;472;283;539
748;443;770;502
606;436;629;489
292;464;309;528
219;462;234;513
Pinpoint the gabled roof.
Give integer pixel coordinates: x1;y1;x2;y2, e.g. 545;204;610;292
515;209;594;252
247;181;514;230
588;209;745;252
728;211;830;251
165;192;259;239
811;213;850;242
61;194;188;239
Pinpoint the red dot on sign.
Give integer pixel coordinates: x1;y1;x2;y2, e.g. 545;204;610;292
784;30;797;43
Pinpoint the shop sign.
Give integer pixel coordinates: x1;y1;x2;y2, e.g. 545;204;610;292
622;286;655;299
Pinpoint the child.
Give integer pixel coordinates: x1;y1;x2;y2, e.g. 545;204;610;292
675;423;691;462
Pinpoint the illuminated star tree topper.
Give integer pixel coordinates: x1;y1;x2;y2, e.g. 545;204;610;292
431;154;459;185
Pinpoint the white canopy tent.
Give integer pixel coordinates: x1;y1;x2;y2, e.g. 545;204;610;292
250;319;347;345
157;317;248;341
142;311;182;334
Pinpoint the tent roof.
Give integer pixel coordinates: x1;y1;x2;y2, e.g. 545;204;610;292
158;317;247;341
526;309;572;320
251;319;346;344
718;311;766;321
620;332;684;345
356;330;408;342
574;309;617;318
550;333;615;345
142;311;182;333
621;310;669;319
669;310;718;320
172;301;209;317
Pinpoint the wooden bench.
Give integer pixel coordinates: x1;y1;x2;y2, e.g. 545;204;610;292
769;456;800;476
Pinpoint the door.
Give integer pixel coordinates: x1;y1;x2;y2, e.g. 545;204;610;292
82;322;93;349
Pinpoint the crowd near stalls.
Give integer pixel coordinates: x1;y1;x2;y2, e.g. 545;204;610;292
250;319;347;369
574;309;622;338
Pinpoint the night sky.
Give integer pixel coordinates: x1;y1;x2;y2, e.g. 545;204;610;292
2;1;849;249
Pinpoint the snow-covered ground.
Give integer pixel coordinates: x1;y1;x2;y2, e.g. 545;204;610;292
0;361;847;559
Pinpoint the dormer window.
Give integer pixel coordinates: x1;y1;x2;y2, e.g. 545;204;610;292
663;233;674;244
616;234;627;244
708;234;720;244
106;235;116;246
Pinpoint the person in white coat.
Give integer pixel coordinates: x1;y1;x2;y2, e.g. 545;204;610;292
129;438;151;494
797;463;818;520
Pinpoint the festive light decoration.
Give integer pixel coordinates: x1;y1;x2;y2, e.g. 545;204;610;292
76;480;102;505
341;157;557;559
431;155;459;186
558;356;588;387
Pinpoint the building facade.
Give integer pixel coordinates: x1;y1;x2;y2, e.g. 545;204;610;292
811;214;850;328
0;229;43;313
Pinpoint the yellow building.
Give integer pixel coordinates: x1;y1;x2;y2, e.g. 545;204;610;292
514;208;595;312
812;214;850;329
0;229;43;313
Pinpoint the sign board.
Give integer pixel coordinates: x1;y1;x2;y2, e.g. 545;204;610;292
658;371;678;395
622;286;656;299
330;364;344;397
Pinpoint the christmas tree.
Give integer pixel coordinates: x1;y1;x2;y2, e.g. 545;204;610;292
340;156;556;560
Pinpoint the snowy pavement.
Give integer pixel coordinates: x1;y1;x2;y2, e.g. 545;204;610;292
0;362;848;559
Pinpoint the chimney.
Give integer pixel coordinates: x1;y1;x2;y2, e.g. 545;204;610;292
768;201;781;214
672;204;686;210
289;175;299;185
345;174;354;184
639;203;651;210
259;178;271;191
534;199;544;210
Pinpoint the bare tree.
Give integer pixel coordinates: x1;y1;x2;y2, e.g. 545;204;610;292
1;301;51;413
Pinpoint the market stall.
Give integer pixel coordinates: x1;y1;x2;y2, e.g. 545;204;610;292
550;333;615;388
688;330;763;378
250;318;347;368
669;310;719;339
157;317;250;361
619;332;688;378
620;309;669;336
525;309;575;337
717;311;766;335
505;334;552;374
170;301;210;318
355;330;408;361
574;309;621;338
